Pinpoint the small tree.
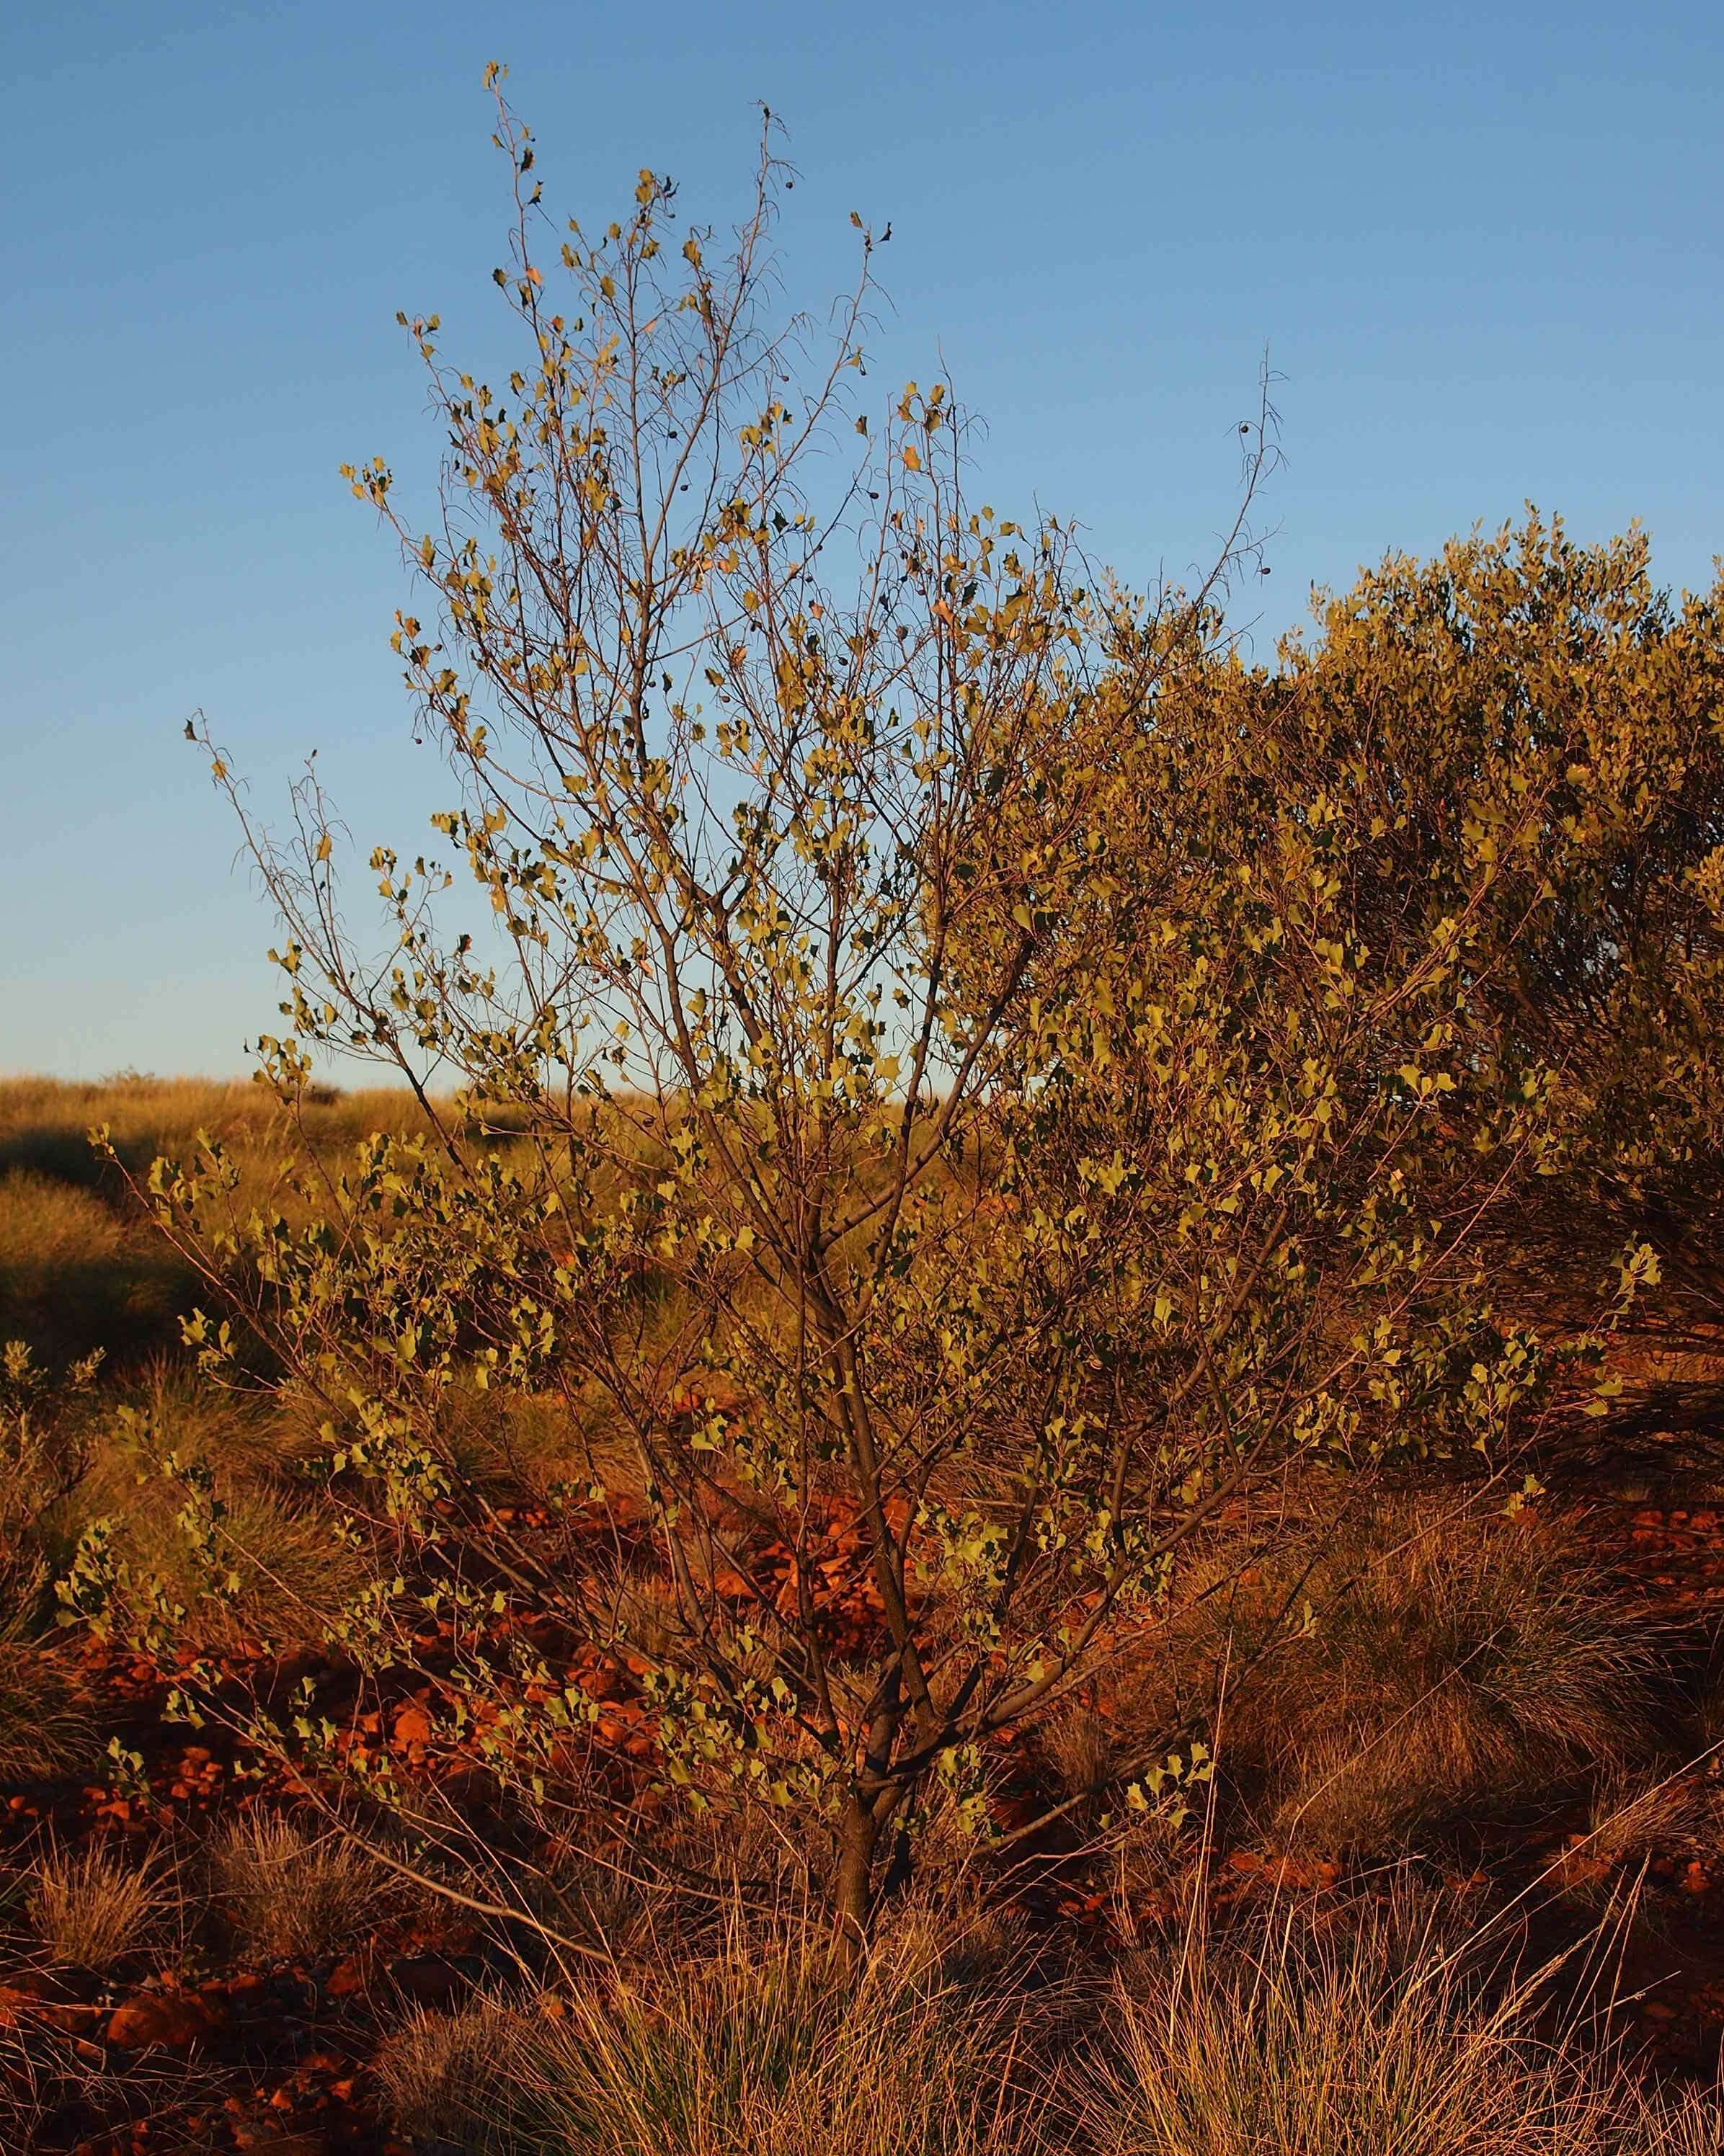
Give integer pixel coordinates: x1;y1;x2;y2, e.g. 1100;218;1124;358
113;81;1648;1954
136;77;1280;1951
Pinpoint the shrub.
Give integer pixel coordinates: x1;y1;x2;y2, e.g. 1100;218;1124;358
1064;517;1724;1299
131;78;1654;1963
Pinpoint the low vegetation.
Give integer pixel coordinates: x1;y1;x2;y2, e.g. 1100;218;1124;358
210;1812;410;1966
379;1922;1043;2156
1118;1495;1675;1855
1083;1899;1712;2156
27;1845;176;1975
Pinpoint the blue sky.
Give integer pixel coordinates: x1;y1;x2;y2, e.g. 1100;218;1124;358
4;0;1720;1077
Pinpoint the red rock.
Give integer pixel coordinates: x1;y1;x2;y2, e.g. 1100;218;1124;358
325;1952;373;1998
0;1973;100;2035
0;1971;71;2007
391;1703;433;1747
105;1990;220;2049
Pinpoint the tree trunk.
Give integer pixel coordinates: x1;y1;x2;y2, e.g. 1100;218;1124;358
832;1791;882;1975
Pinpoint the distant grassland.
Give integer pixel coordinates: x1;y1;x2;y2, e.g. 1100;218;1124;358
0;1072;448;1184
0;1075;451;1369
0;1076;497;1666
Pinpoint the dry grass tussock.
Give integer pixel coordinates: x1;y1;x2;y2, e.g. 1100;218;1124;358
211;1812;409;1963
1075;1894;1717;2156
0;2023;134;2154
109;1469;373;1652
375;1913;1051;2156
1581;1767;1718;1876
0;1629;97;1786
0;1350;102;1785
28;1842;177;1972
368;1891;1724;2156
1121;1493;1671;1853
66;1367;378;1651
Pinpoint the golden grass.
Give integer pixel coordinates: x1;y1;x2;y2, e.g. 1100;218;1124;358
1121;1494;1669;1855
211;1812;406;1964
0;1072;441;1182
376;1918;1045;2156
0;1169;187;1367
1072;1894;1701;2156
28;1843;176;1972
0;1074;567;1382
1627;2090;1724;2155
0;1634;97;1787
